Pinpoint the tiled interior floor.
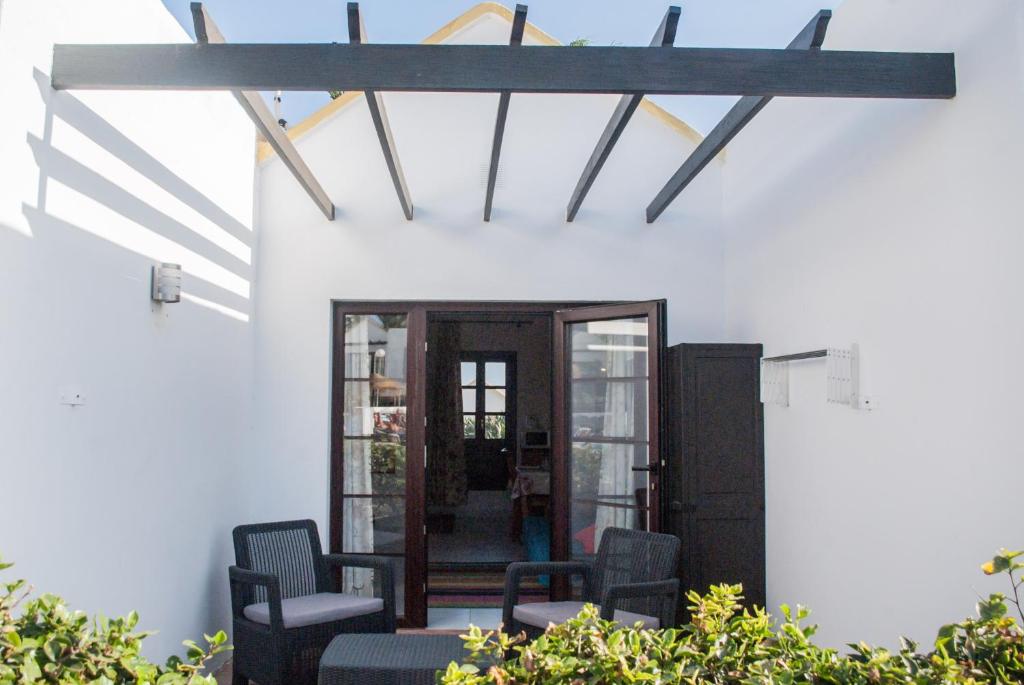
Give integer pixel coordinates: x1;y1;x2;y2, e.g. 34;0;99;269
427;607;502;630
428;491;524;563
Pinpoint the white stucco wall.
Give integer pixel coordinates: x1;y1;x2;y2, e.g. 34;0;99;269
0;0;257;659
8;0;1012;660
723;0;1024;648
253;12;726;532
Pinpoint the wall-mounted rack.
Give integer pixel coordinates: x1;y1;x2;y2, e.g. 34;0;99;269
761;344;872;410
763;349;828;363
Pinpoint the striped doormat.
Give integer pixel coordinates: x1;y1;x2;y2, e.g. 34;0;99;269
428;567;549;609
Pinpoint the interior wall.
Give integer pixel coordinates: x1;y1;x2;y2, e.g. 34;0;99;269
722;0;1024;648
0;0;257;659
456;318;552;442
252;12;727;549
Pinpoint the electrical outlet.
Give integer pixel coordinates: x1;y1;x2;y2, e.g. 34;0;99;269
855;394;877;411
58;386;86;406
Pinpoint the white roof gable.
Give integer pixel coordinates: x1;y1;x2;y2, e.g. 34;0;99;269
257;2;703;164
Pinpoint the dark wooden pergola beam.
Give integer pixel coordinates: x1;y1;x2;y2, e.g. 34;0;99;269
645;10;832;223
50;43;956;98
189;3;335;220
565;6;680;222
483;4;527;222
348;3;413;220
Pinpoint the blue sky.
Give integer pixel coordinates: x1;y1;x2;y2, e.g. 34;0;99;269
160;0;841;134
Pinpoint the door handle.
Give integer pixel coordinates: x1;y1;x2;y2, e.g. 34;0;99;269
631;464;659;473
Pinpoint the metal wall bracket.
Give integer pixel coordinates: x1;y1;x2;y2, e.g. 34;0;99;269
760;356;790;407
761;344;868;409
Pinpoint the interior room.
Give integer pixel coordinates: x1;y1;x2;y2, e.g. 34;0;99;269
332;301;690;630
425;312;552;626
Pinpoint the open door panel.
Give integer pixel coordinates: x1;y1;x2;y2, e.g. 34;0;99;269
552;300;666;578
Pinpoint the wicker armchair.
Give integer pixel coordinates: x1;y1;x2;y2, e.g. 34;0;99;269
502;527;680;638
229;519;395;685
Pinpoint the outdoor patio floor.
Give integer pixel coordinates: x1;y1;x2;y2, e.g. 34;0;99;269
427;607;502;630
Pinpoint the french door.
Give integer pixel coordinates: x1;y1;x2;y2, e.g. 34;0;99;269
552;301;665;576
331;300;664;625
330;305;427;628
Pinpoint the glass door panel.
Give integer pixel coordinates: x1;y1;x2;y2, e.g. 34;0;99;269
554;303;663;566
570;379;648;440
341;497;406;554
338;313;409;614
342;440;406;496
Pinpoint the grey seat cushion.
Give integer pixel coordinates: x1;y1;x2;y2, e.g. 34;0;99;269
512;601;659;630
244;592;384;629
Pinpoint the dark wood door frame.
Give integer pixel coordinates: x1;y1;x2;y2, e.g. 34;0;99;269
551;300;666;599
329;302;427;628
330;300;617;628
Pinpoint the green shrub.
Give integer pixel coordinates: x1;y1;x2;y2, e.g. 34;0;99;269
442;549;1024;684
0;555;229;684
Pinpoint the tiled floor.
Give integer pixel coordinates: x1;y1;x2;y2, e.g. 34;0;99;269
427;607;502;630
428;491;524;563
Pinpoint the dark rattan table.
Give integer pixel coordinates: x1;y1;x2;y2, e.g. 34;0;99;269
318;633;469;685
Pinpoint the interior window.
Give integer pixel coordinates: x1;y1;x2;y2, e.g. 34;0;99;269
462;358;509;441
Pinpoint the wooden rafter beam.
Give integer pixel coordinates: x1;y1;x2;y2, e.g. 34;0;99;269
484;3;527;222
566;6;680;222
50;43;956;99
189;3;335;220
645;10;832;223
347;3;413;220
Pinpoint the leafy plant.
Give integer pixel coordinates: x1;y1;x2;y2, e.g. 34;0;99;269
370;442;404;479
0;556;229;684
442;549;1024;684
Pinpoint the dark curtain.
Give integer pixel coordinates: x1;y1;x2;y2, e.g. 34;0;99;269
427;323;468;506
